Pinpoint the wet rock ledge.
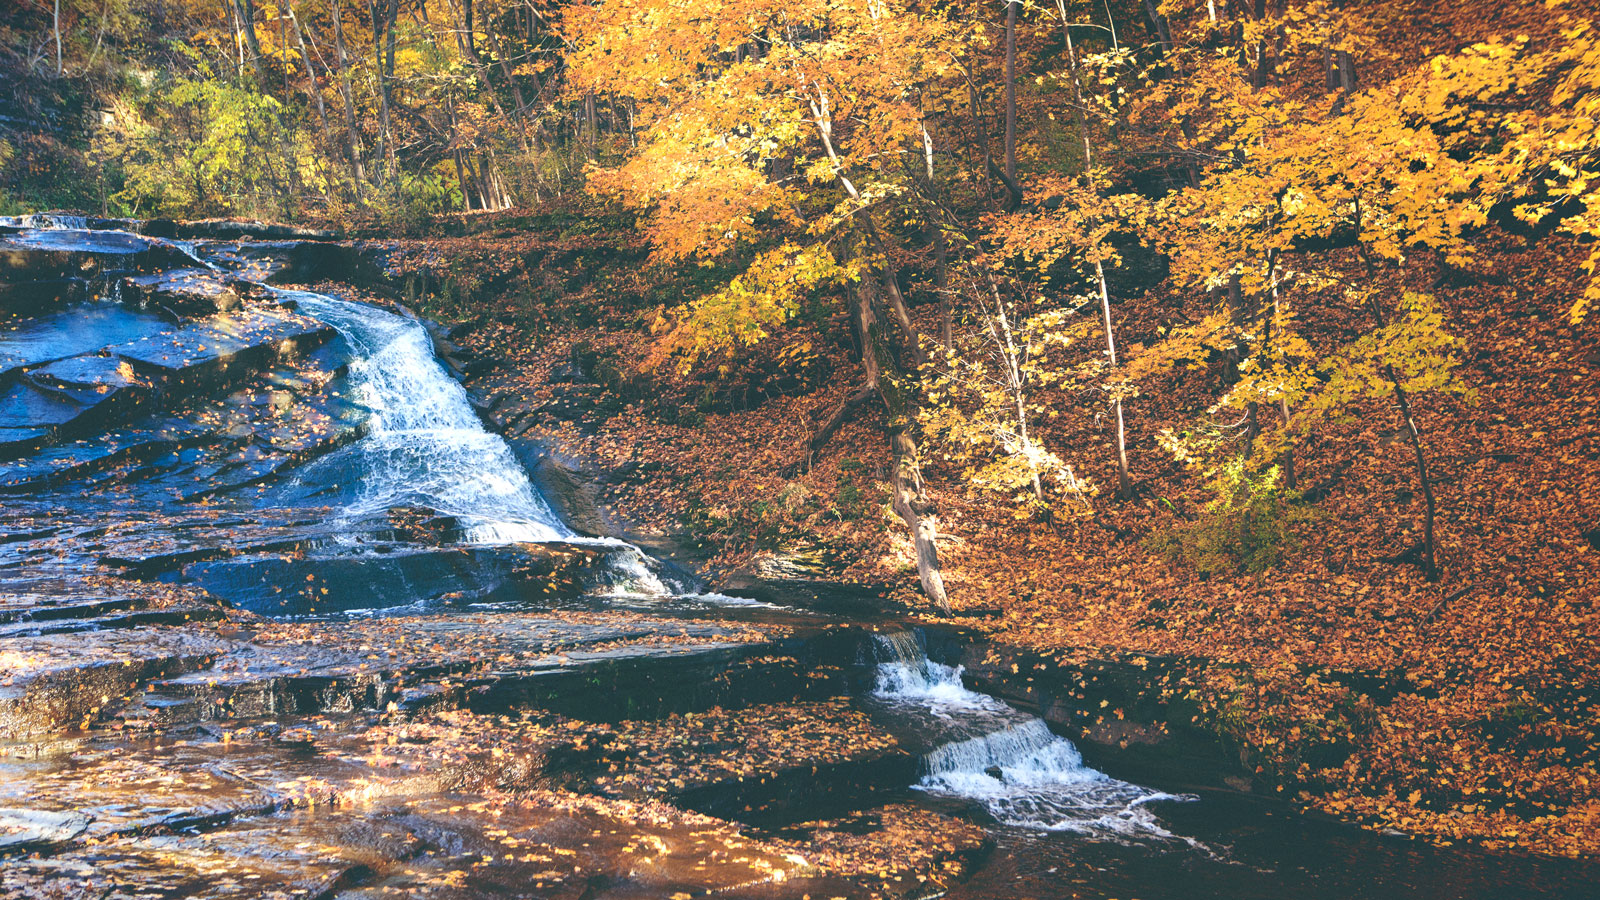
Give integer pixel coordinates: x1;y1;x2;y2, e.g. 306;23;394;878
0;216;993;899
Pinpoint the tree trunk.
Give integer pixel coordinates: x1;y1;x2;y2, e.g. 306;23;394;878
53;0;63;76
328;0;368;188
585;91;599;152
484;5;535;135
1365;294;1440;581
1142;0;1173;78
1386;372;1440;580
964;75;1000;206
284;2;330;134
986;277;1044;501
1266;251;1296;488
236;0;265;77
891;425;951;615
1097;259;1133;499
810;85;948;612
371;0;398;182
1004;0;1018;182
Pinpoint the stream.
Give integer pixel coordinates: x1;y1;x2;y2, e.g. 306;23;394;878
3;218;1597;898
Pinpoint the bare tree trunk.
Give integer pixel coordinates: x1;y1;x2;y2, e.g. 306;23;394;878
446;0;530;154
284;2;330;134
1386;372;1440;580
1142;0;1173;79
964;75;999;206
484;5;534;131
328;0;368;188
1004;0;1018;182
1097;259;1133;499
1266;250;1296;488
1062;39;1132;501
986;277;1044;500
810;85;949;612
584;91;598;152
1364;295;1440;580
371;0;399;182
53;0;63;76
891;425;951;615
236;0;265;77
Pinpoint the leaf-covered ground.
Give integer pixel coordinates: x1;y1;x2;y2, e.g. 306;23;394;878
429;223;1600;855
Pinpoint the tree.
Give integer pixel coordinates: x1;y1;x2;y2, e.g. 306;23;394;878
563;0;977;612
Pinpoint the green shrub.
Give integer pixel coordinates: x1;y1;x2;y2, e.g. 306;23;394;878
1146;460;1318;577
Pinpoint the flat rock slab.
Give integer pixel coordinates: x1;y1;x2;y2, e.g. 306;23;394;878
0;792;884;900
0;809;416;898
0;426;48;456
0;421;214;492
177;220;339;241
110;307;335;391
201;240;356;284
178;542;605;616
0;229;201;286
104;612;780;726
0;807;89;855
121;267;244;316
0;628;236;740
572;699;914;824
0;734;433;840
0;357;153;442
360;792;822;900
0;303;170;378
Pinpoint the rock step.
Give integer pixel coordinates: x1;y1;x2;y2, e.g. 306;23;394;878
110;306;336;395
0;229;201;291
0;790;983;900
554;699;917;827
49;614;847;735
0;303;171;381
201;239;356;284
173;542;605;617
119;268;244;317
0;605;227;638
0;629;235;741
0;304;340;463
0;423;218;490
0;590;228;636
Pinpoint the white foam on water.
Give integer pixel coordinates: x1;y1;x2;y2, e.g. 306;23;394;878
273;289;569;543
2;213;89;229
871;632;1193;839
275;289;698;601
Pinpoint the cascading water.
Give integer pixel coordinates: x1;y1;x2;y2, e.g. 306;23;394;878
0;215;216;272
270;289;568;541
270;288;672;597
5;216;721;605
0;213;90;229
870;631;1190;838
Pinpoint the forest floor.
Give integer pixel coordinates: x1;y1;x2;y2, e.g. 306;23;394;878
403;207;1600;857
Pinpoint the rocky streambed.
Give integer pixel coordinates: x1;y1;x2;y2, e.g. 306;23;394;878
2;215;1597;900
0;216;999;898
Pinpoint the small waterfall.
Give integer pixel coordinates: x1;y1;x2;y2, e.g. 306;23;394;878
167;238;219;271
1;214;215;271
6;216;721;607
1;213;89;230
270;289;569;543
273;288;699;602
870;632;1190;838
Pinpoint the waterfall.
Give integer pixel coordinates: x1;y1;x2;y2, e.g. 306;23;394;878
7;216;721;606
272;288;684;599
269;289;569;542
1;213;89;230
0;214;215;271
870;632;1190;837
